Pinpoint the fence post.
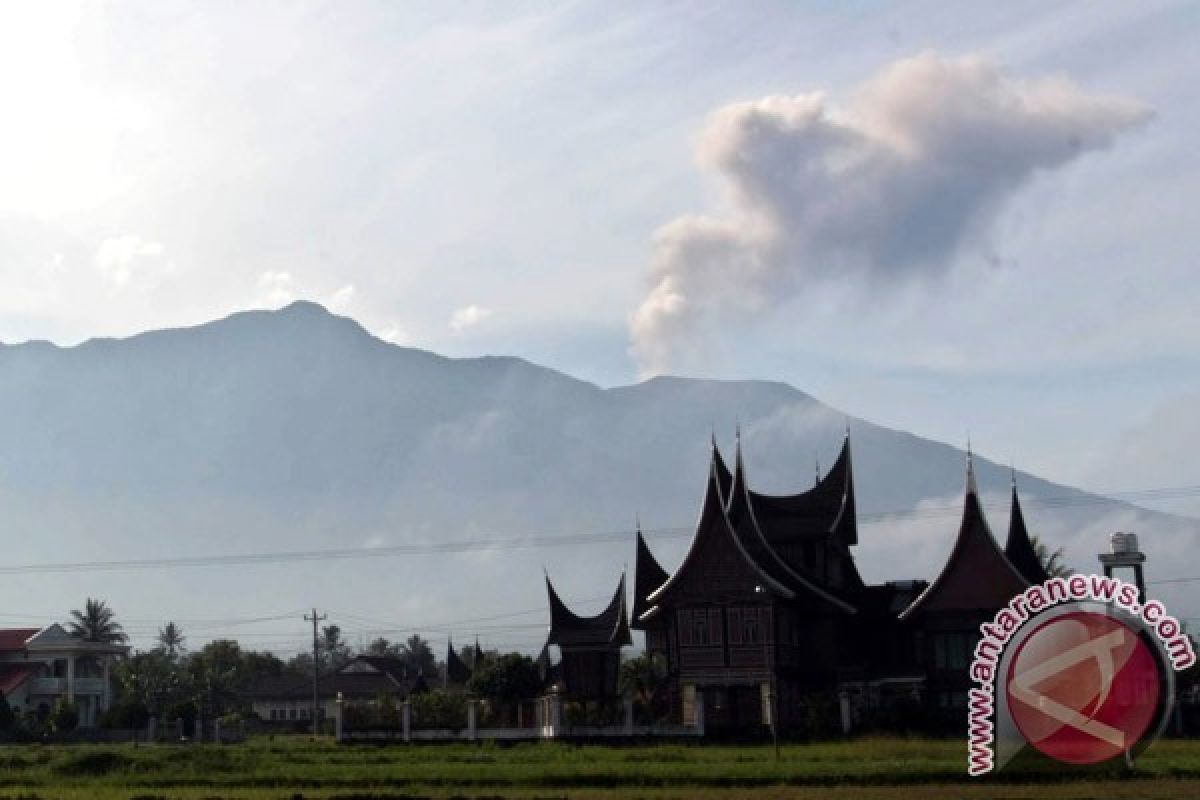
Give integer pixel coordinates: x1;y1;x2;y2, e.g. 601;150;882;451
467;699;477;741
335;692;344;742
147;716;156;742
624;698;634;735
214;718;222;744
694;691;705;737
402;701;411;743
839;689;852;735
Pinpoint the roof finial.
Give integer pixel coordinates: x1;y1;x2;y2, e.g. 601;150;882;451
965;437;978;496
844;418;851;439
815;456;821;485
1010;463;1017;490
635;512;641;533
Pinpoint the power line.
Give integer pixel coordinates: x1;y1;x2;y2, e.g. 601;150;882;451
0;482;1193;577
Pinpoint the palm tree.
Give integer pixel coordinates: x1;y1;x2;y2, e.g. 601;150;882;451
68;598;128;644
1030;534;1072;578
157;621;185;658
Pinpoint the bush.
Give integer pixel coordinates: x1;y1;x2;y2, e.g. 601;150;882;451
48;699;79;734
0;694;13;732
99;700;150;730
411;689;467;730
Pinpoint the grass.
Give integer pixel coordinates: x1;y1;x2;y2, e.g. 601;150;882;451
0;736;1196;799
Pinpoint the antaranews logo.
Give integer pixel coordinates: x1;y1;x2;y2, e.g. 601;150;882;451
966;574;1196;776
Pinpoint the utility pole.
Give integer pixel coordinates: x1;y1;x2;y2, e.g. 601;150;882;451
305;609;327;737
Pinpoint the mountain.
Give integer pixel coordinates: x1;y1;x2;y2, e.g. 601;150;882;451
0;302;1193;653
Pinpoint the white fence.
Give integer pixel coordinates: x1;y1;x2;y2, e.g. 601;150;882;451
336;693;705;743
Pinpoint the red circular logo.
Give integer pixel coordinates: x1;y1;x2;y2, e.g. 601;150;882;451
1006;611;1162;765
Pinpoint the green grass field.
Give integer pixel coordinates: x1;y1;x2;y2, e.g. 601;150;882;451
0;736;1197;799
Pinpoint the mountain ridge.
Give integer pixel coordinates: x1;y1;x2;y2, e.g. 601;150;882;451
0;301;1193;650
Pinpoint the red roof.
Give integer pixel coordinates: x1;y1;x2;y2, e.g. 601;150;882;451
0;629;40;652
0;663;39;694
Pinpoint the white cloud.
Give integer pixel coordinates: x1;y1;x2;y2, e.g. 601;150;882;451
328;284;356;312
94;235;166;289
1088;392;1200;518
450;304;493;332
630;52;1152;376
257;271;296;307
377;323;412;346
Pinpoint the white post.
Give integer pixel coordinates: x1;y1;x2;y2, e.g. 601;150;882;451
66;656;75;704
401;701;411;743
467;700;477;741
335;692;344;742
839;690;852;735
102;657;111;712
551;694;562;734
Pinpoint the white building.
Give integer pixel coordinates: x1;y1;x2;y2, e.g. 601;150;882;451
0;625;128;728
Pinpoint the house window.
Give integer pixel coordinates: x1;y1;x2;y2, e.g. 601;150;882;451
677;610;692;646
742;610;760;645
934;632;973;670
693;612;710;646
727;609;742;645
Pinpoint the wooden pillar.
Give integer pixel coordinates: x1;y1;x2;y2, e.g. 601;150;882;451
467;700;477;741
401;701;411;743
334;692;344;742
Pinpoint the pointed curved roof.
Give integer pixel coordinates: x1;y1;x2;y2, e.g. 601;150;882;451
445;638;472;685
726;441;856;614
546;571;632;648
899;460;1028;620
645;446;793;615
1005;482;1048;585
747;434;858;547
631;528;669;629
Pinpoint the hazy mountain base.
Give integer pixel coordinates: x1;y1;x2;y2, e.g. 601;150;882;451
0;302;1193;652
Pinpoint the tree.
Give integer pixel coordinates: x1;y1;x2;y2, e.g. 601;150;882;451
68;598;128;643
366;637;402;658
402;634;436;677
467;653;540;707
321;625;353;670
1030;534;1072;577
116;649;191;718
187;639;246;717
157;622;186;659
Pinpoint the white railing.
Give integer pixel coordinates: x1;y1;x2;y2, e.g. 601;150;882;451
30;677;65;694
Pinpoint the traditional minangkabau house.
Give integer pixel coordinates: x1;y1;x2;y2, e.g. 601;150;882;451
540;572;632;701
897;458;1032;719
630;434;1045;734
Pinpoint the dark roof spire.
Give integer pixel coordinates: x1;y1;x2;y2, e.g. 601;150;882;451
900;457;1028;620
631;526;670;629
1004;478;1048;584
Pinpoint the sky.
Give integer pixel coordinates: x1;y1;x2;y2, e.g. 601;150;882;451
0;3;1197;529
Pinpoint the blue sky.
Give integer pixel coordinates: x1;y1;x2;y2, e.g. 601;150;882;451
0;0;1197;514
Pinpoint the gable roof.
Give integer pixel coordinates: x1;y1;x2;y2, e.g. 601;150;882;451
0;629;39;653
1004;481;1049;585
546;571;632;648
899;459;1029;620
0;663;39;695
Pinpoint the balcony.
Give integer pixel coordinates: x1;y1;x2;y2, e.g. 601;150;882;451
74;677;107;694
28;677;107;696
29;677;65;695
